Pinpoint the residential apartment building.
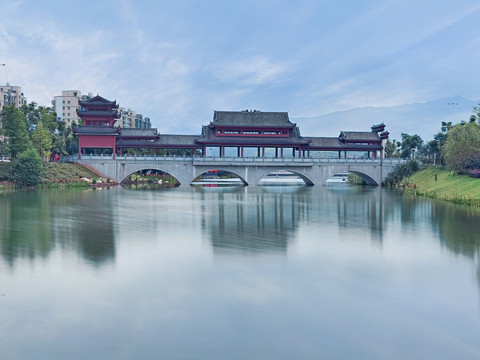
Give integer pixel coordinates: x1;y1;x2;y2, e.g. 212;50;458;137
117;107;136;128
52;90;92;127
53;90;151;129
136;114;151;129
0;83;27;111
116;109;151;129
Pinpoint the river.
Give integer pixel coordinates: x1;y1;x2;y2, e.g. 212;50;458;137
1;185;479;359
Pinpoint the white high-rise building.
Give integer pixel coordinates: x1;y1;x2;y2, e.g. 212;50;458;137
53;90;151;129
52;90;90;127
0;83;27;111
116;107;137;128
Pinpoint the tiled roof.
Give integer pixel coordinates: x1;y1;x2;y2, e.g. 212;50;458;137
211;111;295;128
79;95;118;108
77;109;120;118
195;126;310;145
116;134;201;147
119;128;158;137
339;131;381;142
72;125;120;135
304;137;382;150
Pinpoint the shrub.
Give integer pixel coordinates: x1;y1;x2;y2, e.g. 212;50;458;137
13;149;42;186
384;160;419;187
469;169;480;178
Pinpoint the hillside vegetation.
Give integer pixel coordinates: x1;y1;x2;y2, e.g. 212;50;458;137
406;167;480;206
0;162;103;187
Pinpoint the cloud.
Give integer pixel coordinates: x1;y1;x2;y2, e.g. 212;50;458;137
213;56;289;85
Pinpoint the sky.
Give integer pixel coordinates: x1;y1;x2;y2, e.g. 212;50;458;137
1;0;480;135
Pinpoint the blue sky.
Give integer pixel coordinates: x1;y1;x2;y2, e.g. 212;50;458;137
1;0;480;135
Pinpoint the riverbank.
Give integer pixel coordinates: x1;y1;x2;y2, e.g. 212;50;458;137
405;167;480;206
0;162;112;189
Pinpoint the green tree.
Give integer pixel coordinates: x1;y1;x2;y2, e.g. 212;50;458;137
0;126;8;159
443;121;480;173
21;102;57;135
31;122;53;160
1;105;30;159
384;139;399;158
13;149;42;186
422;132;447;165
472;105;480;123
398;133;423;159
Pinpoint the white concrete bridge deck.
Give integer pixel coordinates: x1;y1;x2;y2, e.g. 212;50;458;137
65;155;405;186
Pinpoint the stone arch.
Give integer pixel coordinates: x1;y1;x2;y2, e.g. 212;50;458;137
348;170;378;186
192;168;249;185
119;165;184;185
253;168;315;186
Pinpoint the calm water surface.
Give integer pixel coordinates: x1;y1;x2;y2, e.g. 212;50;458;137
1;185;480;360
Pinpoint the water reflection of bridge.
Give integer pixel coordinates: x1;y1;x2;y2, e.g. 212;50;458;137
198;187;396;255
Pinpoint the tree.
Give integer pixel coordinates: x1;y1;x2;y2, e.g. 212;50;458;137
1;105;30;159
441;121;453;133
384;139;399;158
472;105;480;123
422;132;447;165
31;121;53;161
13;149;42;186
443;121;480;173
21;102;57;135
398;133;423;159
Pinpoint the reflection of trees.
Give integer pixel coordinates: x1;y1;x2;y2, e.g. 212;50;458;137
199;187;312;255
0;192;54;267
51;190;116;266
0;190;116;268
428;202;480;299
430;203;480;258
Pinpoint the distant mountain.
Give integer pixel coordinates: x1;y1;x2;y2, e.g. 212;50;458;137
292;96;478;141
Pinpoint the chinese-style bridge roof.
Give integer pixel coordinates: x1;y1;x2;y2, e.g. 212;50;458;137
195;125;310;146
118;128;159;139
210;110;296;129
371;123;386;133
304;137;382;151
116;134;201;148
339;131;382;142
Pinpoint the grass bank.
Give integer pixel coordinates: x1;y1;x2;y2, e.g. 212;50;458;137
405;167;480;206
0;162;110;189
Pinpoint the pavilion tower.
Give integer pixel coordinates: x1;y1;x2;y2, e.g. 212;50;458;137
73;95;121;159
